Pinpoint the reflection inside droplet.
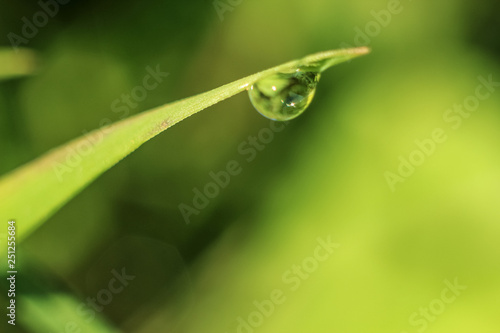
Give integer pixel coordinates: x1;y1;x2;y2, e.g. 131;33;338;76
248;70;320;121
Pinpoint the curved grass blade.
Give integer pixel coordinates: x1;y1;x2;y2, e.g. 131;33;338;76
0;47;370;242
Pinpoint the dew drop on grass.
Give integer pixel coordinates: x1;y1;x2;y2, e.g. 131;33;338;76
248;70;321;121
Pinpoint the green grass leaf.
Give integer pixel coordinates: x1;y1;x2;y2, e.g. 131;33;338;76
0;47;370;242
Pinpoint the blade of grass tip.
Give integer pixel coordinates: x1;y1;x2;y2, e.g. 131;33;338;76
0;47;370;244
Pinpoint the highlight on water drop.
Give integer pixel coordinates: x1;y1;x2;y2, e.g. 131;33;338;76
248;70;321;121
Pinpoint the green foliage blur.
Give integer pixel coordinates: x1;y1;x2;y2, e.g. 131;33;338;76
1;0;500;332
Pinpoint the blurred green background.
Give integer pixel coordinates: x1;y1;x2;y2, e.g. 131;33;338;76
1;0;500;332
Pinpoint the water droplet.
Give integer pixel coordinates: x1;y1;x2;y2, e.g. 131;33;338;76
248;70;321;121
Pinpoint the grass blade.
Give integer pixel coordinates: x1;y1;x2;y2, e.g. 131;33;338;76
0;47;370;242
